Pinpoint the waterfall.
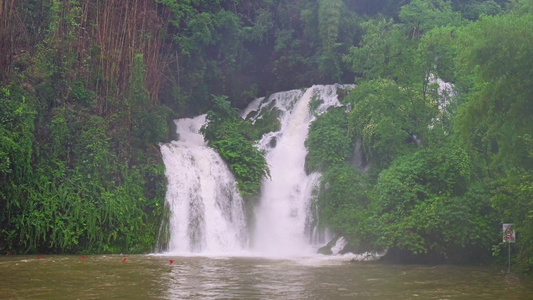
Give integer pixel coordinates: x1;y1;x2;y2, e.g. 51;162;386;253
249;85;348;256
159;84;353;256
160;115;247;254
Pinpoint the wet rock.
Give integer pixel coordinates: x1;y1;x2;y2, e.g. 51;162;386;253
317;245;333;255
269;136;277;148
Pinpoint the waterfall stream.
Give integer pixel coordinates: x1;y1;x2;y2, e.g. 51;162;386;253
160;115;247;254
160;85;352;256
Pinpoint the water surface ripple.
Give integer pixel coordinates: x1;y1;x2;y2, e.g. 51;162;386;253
1;255;532;299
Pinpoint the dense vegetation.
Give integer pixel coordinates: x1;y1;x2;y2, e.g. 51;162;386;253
304;0;533;271
200;95;269;199
1;0;532;273
0;0;362;254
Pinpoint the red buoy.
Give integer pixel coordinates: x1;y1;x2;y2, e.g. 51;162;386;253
123;258;127;262
38;254;43;259
81;256;85;260
169;260;174;265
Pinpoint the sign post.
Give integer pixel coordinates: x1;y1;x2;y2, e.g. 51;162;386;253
503;223;515;273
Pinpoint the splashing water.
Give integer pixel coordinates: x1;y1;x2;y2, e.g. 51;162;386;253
160;85;354;257
160;115;248;254
250;85;350;257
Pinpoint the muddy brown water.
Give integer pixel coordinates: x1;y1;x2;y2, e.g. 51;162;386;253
0;254;532;299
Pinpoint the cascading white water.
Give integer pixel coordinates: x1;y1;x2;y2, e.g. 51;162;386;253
249;85;350;256
160;115;247;254
160;84;352;256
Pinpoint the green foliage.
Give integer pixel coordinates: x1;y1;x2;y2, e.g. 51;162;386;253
211;131;267;195
168;5;255;110
0;86;35;178
249;107;282;141
455;12;533;172
318;0;343;53
305;107;353;173
243;8;274;43
201;95;270;198
129;54;171;146
71;80;96;106
161;0;361;109
343;18;402;81
453;0;502;20
317;0;343;81
1;51;167;254
509;0;533;15
129;54;151;108
399;0;463;38
451;5;533;271
417;26;458;84
317;164;371;245
368;147;496;259
327;1;533;267
345;79;438;172
0;90;166;254
491;171;533;272
0;86;36;253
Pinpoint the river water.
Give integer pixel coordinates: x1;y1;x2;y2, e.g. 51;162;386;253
1;254;532;299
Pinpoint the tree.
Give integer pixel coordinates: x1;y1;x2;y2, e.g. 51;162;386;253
317;164;371;249
454;12;533;172
345;79;438;173
344;18;406;82
454;8;533;271
305;107;353;173
369;147;496;262
317;0;343;81
399;0;463;38
451;0;502;20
